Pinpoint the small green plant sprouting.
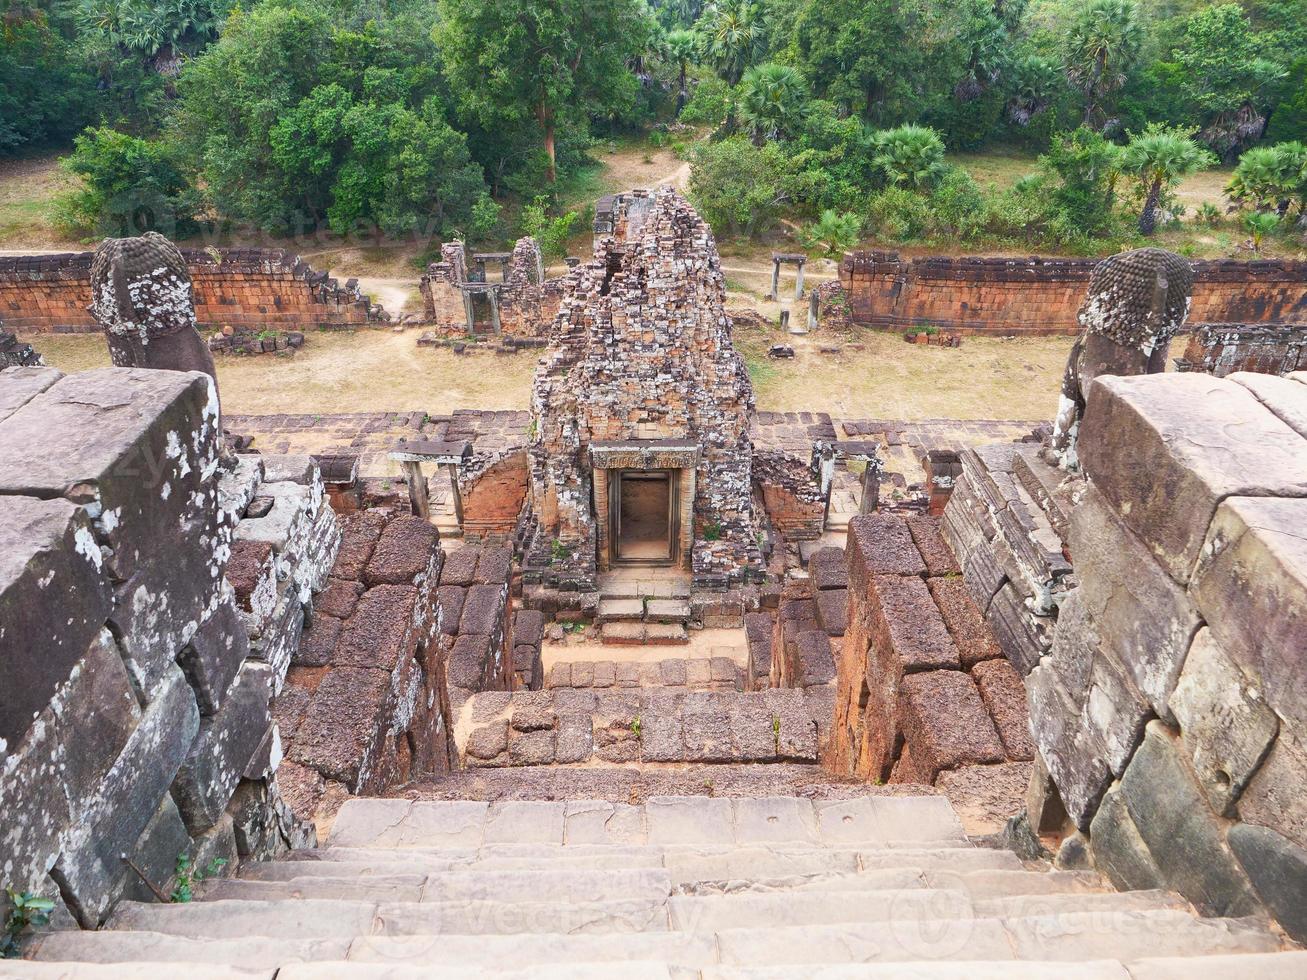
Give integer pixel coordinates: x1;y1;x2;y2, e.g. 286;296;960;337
550;538;572;562
527;418;539;441
170;854;228;903
630;715;642;738
1195;202;1222;227
772;713;782;753
2;889;55;958
703;523;722;542
563;621;585;634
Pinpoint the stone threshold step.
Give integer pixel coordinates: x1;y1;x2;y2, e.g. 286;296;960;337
600;622;689;645
547;657;743;691
324;796;968;850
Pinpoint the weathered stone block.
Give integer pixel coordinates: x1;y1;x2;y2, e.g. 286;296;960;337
1087;783;1165;893
447;634;493;690
870;574;961;673
53;664;200;926
0;496;113;748
971;659;1034;761
332;511;386;581
172;662;275;833
555;712;595;763
439;546;479;587
1229;370;1307;439
1069;486;1202;720
362;515;440;587
336;584;419;672
847;514;926;588
0;365;62;424
794;630;836;687
1190;496;1307;731
316;578;364;620
1078;373;1307;584
926;576;1002;668
1228;823;1307;943
460;583;506;636
1026;659;1112;830
1239;729;1307;850
286;666;390;789
905;515;961;577
984;581;1048;676
0;368;221;586
177;584;251;716
508;728;556;765
813;588;847;637
808;546;848;590
474;545;513;585
897;670;1005;781
121;795;192;904
1170;628;1279;816
1118;720;1260;917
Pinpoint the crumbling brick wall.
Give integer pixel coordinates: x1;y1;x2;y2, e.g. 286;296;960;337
459;449;529;545
0;249;383;334
753;448;826;540
0;366;321;929
839;252;1307;335
1177;322;1306;377
826;513;1034;795
1022;371;1307;941
525;188;763;590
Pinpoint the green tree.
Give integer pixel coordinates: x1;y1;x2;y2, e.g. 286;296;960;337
688;135;806;236
435;0;652;183
1266;59;1307;143
664;28;698;111
1038;126;1121;237
1062;0;1142;129
738;62;808;142
57;126;200;235
1120;125;1214;234
78;0;226;75
1172;4;1286;161
0;10;96;155
869;124;948;191
1244;209;1280;251
695;0;766;86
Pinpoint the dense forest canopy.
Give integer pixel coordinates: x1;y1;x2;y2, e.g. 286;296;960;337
2;0;1304;249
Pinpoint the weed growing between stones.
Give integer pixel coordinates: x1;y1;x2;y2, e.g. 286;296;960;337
2;888;54;958
169;855;228;904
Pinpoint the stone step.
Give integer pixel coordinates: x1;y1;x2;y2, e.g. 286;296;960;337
324;797;966;850
597;622;690;645
107;897;672;938
546;658;743;691
668;887;1195;933
596;598;645;623
252;844;1020;883
275;965;676;980
0;965;273;979
205;868;673;905
701;958;1307;980
645;599;691;623
709;911;1283;966
682;867;1104;898
30;932;352;969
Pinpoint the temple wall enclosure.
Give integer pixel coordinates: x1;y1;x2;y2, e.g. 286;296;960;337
838;252;1307;336
0;249;384;334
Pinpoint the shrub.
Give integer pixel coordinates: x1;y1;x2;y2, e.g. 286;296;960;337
56;127;201;237
864;187;934;240
1227;142;1307;216
1038;127;1122;238
679;76;735;127
689;136;797;237
520;196;585;258
800;209;861;256
868;124;948;191
929;167;986;237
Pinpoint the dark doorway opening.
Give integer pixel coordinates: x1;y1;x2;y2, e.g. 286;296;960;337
612;470;675;563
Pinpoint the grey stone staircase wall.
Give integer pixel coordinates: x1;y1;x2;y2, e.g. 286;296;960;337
0;366;335;927
1021;371;1307;942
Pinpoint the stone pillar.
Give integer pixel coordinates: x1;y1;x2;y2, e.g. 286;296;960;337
403;461;430;520
808;291;819;332
795;260;805;300
769;259;780;301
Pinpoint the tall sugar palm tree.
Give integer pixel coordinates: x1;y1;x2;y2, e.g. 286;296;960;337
696;0;765;86
738;62;808;142
1121;127;1214;234
665;28;697;112
1063;0;1141;130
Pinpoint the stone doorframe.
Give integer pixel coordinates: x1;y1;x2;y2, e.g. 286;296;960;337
589;440;699;573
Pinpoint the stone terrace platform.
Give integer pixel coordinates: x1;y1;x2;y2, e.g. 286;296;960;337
227;409;1040;482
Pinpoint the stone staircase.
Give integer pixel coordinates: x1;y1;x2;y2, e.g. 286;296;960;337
16;796;1304;977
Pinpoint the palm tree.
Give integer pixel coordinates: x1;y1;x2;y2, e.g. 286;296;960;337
738;62;808;142
869;125;948;192
1244;210;1280;252
696;0;765;86
801;209;862;257
1227;142;1307;217
1121;127;1214;234
1063;0;1141;130
665;29;697;113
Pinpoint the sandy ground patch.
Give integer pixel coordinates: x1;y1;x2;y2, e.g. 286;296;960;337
29;326;1073;421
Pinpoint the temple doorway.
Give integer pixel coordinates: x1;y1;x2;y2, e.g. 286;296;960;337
611;470;676;563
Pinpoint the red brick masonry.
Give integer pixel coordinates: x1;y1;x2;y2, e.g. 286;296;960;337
838;252;1307;336
1;248;383;333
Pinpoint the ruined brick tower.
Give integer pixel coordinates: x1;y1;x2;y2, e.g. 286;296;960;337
525;188;761;590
